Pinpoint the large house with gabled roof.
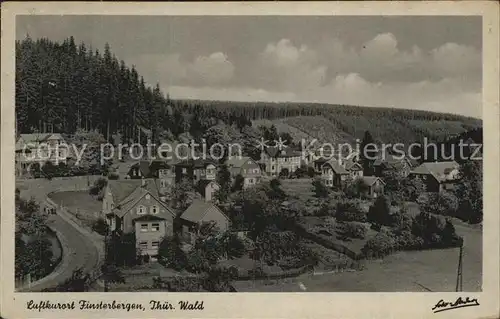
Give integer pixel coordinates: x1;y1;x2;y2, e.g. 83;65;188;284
180;199;230;244
409;161;461;193
15;133;68;177
102;179;176;257
225;156;262;189
259;146;302;177
321;159;349;187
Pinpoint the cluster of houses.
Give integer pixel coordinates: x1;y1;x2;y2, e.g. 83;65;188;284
15;132;464;260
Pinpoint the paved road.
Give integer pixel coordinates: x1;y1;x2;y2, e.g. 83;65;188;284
21;213;101;292
17;185;102;292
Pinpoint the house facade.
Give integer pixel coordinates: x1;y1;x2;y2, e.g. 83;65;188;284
196;179;221;202
102;179;176;257
174;159;217;184
372;154;413;177
409;161;461;193
180;199;230;244
15;133;68;177
225;156;262;189
344;159;364;179
260;147;302;177
359;176;385;198
321;159;349;187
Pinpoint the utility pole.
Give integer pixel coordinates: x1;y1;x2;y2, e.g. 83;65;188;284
455;238;464;292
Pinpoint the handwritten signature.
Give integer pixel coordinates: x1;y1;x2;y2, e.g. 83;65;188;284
432;297;480;313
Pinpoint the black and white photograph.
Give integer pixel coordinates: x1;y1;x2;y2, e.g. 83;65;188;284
1;2;499;319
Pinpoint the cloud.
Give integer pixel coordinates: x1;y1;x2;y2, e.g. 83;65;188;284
257;39;327;91
135;33;481;118
135;51;234;86
301;73;481;118
429;42;481;78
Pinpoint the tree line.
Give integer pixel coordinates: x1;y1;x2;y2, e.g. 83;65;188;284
17;36;481;147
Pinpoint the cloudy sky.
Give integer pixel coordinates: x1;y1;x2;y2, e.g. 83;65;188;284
17;16;482;118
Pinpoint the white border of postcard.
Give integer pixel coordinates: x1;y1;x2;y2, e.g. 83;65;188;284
1;2;499;319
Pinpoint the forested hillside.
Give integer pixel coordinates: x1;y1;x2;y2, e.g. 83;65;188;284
16;36;482;146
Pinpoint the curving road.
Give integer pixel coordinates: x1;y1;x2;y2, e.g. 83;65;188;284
17;184;103;292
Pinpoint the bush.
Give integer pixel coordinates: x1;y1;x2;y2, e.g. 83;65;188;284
336;201;367;222
361;232;396;259
108;173;119;180
315;202;336;217
312;178;329;198
92;218;109;236
337;222;368;239
367;195;391;226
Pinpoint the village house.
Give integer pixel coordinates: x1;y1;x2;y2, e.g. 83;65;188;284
174;159;218;184
102;179;176;258
179;199;230;244
321;159;349;187
126;160;175;192
343;158;364;179
225;156;262;189
359;176;385;199
15;133;68;177
371;153;414;177
259;147;302;177
195;179;221;202
409;161;461;193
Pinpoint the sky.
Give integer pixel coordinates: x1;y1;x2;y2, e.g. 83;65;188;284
17;15;482;118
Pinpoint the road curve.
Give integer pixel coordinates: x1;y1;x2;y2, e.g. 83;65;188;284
20;212;101;292
17;184;102;292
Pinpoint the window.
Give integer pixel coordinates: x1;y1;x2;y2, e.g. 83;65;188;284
248;178;254;184
271;165;275;170
140;224;148;232
151;223;160;232
137;205;146;215
145;194;151;200
111;204;114;210
151;205;159;214
139;241;148;249
182;168;187;174
151;241;159;248
160;180;168;188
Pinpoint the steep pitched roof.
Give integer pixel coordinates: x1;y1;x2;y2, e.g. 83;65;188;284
107;180;142;204
361;176;385;186
410;161;460;182
181;199;228;224
344;159;362;170
112;179;174;218
195;179;219;196
323;159;349;174
225;156;252;168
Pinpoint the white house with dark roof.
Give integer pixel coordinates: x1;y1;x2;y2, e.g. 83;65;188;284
259;146;302;177
102;179;176;257
409;161;461;193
